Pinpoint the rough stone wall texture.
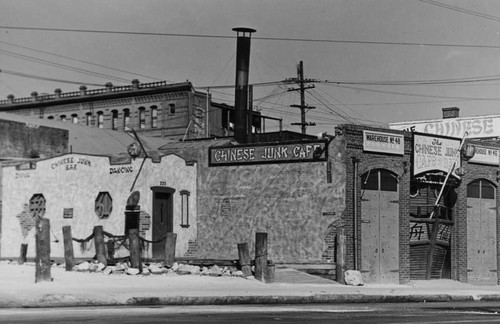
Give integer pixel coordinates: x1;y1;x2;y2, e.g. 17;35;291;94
0;120;68;158
0;153;197;259
195;139;346;263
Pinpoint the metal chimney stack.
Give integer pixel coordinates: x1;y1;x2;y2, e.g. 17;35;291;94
233;27;256;143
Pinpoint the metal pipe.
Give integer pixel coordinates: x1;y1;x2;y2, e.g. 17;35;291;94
352;156;360;270
233;27;256;143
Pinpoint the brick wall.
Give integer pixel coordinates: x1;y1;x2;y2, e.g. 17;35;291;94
338;124;412;283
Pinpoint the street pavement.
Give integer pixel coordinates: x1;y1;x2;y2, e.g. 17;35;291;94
1;261;500;308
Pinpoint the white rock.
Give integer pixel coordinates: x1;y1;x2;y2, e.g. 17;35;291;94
148;264;165;275
76;261;90;271
208;265;223;276
344;270;364;286
171;262;180;271
232;270;244;277
126;268;140;275
115;262;129;271
102;266;114;275
96;262;106;272
177;264;201;275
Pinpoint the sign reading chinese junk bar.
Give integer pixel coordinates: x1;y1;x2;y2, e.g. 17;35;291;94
209;141;326;166
468;145;500;166
413;134;461;177
363;130;404;155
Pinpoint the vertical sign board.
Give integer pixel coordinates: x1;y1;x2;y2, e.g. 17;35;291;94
363;130;404;155
468;145;500;166
413;134;461;177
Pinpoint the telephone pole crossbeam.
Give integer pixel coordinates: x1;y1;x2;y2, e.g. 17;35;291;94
289;60;316;134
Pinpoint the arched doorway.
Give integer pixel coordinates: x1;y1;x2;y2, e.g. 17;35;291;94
467;179;497;284
360;169;400;284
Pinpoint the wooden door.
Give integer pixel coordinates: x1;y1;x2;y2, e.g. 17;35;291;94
360;169;400;284
467;180;497;284
152;188;174;259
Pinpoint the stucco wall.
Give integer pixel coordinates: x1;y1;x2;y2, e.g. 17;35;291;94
0;153;197;260
195;139;346;263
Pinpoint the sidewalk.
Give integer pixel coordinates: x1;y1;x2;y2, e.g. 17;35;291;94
1;261;500;308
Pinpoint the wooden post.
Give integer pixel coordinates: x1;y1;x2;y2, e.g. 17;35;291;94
18;243;28;265
35;218;51;283
426;217;440;280
93;226;107;266
106;240;115;263
62;226;75;271
237;243;252;277
164;233;177;268
265;260;275;283
129;229;142;272
336;227;346;284
255;232;268;282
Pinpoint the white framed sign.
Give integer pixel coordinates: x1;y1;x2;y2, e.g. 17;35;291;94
468;145;500;166
413;134;461;177
363;130;404;155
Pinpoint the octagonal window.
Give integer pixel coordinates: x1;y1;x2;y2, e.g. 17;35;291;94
95;192;113;219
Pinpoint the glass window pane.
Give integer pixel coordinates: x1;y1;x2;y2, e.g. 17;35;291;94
467;180;480;198
481;181;495;199
361;170;378;190
380;170;398;192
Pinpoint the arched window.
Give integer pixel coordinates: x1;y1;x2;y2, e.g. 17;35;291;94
86;112;93;126
47;116;54;120
123;108;130;130
71;114;78;124
139;106;146;129
169;103;175;114
97;111;104;129
111;110;118;130
60;115;67;122
361;169;398;192
467;179;495;199
151;105;158;128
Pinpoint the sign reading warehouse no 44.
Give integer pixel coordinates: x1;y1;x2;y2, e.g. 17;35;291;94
209;141;327;165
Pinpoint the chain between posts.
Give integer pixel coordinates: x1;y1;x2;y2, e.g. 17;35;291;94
71;231;168;251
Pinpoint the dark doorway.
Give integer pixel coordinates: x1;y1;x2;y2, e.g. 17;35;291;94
151;186;175;259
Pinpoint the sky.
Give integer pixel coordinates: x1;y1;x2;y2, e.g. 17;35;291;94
1;0;500;135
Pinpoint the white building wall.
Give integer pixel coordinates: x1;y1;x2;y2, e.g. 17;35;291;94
0;153;197;260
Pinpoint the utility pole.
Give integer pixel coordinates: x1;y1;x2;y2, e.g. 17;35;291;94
288;61;316;134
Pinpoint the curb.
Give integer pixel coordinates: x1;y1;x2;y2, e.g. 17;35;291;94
3;293;500;308
126;294;477;306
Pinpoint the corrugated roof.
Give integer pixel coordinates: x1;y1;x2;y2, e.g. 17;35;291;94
0;112;166;157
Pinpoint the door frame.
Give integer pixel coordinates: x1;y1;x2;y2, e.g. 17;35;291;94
150;186;175;259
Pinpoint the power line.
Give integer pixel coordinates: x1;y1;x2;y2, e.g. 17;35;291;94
0;69;105;86
2;25;500;49
418;0;500;23
0;40;164;82
322;74;500;86
0;48;130;83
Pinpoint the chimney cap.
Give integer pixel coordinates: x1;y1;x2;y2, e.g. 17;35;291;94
232;27;256;34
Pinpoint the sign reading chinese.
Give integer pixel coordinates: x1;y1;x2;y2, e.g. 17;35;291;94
209;141;326;166
413;134;461;177
468;145;500;166
390;115;500;139
363;130;404;155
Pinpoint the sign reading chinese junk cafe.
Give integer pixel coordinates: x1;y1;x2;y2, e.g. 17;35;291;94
363;130;404;155
413;133;461;177
209;141;327;166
